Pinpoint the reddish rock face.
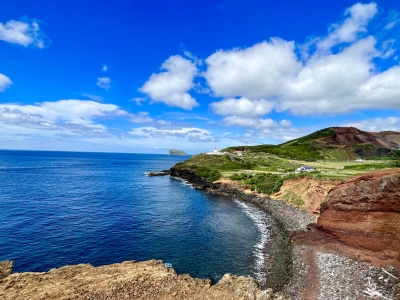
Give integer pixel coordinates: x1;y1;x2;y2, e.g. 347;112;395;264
317;169;400;264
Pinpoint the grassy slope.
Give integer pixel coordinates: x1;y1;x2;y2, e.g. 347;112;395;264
222;128;336;161
223;127;400;161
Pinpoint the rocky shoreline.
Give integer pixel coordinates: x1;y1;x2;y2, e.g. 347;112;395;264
2;167;399;299
170;167;400;299
170;167;314;298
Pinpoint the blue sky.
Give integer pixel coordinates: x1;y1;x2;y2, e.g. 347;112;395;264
1;0;400;154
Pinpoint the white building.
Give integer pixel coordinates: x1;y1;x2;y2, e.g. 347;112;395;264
205;147;224;155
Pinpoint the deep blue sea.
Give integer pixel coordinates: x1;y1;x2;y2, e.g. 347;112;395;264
0;150;269;283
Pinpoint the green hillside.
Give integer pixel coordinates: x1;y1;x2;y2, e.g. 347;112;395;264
222;127;400;161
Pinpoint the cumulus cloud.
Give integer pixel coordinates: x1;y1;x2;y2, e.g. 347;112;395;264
221;116;279;130
129;112;153;123
0;100;126;137
0;73;12;91
280;119;292;128
202;3;400;117
102;65;108;72
314;2;377;53
97;77;111;90
344;116;400;132
139;55;198;110
130;126;217;142
210;97;274;117
204;39;301;99
157;120;172;126
0;19;48;48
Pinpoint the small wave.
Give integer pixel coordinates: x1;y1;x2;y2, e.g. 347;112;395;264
234;200;270;285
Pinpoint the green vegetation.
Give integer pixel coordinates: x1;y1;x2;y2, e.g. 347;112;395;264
280;127;335;145
195;166;221;182
230;173;284;195
222;127;400;162
175;153;253;171
344;163;385;171
223;127;338;161
173;127;400;185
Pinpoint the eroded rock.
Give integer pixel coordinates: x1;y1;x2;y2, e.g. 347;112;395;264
292;169;400;268
0;260;286;299
0;261;13;280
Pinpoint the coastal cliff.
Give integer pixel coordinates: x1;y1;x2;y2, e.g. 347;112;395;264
292;168;400;269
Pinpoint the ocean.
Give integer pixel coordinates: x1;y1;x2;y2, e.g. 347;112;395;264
0;150;269;283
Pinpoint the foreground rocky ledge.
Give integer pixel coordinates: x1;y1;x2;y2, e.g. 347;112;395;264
0;260;286;300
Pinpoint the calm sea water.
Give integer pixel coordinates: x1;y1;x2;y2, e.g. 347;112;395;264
0;150;269;283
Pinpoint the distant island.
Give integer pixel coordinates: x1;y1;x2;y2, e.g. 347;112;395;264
168;149;188;156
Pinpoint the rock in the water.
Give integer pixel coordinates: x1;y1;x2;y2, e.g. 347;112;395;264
168;149;188;156
0;261;13;280
146;170;171;176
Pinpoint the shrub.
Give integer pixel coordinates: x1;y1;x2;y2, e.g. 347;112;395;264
195;167;221;182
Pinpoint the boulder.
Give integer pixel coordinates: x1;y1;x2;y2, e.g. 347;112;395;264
0;261;13;280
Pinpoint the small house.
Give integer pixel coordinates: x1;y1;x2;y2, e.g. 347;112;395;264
295;166;315;174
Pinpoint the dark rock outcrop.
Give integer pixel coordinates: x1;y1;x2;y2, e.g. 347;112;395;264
0;261;13;280
146;170;171;177
291;169;400;268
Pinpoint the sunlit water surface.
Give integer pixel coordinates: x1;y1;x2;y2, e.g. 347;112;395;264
0;150;269;283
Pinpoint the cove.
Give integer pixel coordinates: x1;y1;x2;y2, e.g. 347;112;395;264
0;150;270;283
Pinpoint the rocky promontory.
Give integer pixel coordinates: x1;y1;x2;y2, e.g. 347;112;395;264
0;260;286;300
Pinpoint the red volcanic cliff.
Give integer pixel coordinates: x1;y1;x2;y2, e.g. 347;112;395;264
292;169;400;268
319;127;400;149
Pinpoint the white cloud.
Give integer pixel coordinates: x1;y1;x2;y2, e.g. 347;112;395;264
129;112;153;123
97;77;111;90
256;127;304;142
0;100;126;137
344;116;400;132
140;55;199;110
0;73;12;91
102;65;108;72
157;120;172;126
202;3;400;116
315;3;377;52
0;19;48;48
82;93;103;102
278;36;380;114
183;50;203;65
130;126;217;142
204;39;302;99
221;116;303;142
131;97;146;106
280;119;292;128
221;116;278;130
210;97;274;117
